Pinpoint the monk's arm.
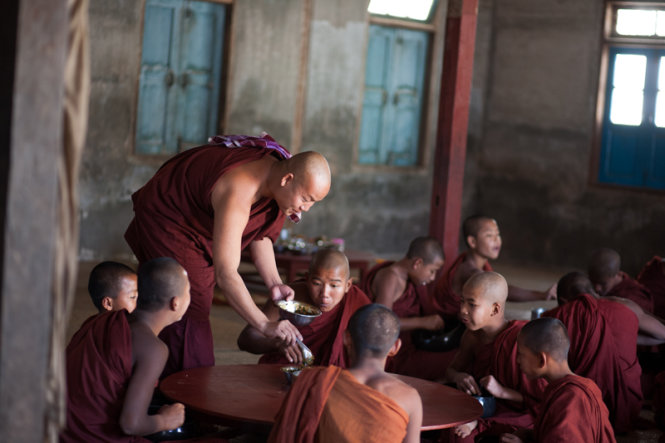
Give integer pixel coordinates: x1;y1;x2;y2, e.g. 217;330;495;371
480;375;523;403
403;388;423;443
445;331;481;394
250;237;295;302
507;284;555;302
609;296;665;341
119;340;184;435
237;302;282;353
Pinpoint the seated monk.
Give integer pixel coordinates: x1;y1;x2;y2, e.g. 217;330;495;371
361;236;457;380
433;215;555;320
60;257;190;442
237;249;370;367
444;272;548;443
543;271;643;434
269;304;423;443
588;247;654;314
501;317;616;443
87;261;138;313
638;256;665;318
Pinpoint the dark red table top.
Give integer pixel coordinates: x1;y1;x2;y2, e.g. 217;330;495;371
160;364;482;431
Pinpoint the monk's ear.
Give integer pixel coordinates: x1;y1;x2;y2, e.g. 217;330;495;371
491;302;500;316
344;277;353;293
343;330;354;355
170;296;179;312
538;352;547;370
413;257;424;269
387;338;402;357
101;297;113;312
280;172;295;187
467;236;477;249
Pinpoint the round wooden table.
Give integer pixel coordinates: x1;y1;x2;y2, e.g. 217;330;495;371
160;364;482;431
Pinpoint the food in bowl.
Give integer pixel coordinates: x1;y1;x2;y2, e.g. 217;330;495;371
277;300;322;326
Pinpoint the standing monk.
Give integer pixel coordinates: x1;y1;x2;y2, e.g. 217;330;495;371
125;133;331;376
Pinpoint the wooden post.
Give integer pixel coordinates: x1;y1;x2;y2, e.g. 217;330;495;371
428;0;479;264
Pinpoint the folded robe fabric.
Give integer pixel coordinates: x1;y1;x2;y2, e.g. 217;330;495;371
543;294;642;433
60;311;148;443
362;261;456;380
637;256;665;318
125;135;287;376
259;284;371;368
534;374;616;443
268;366;409;443
605;271;654;314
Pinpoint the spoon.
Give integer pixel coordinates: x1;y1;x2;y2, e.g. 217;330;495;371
296;339;314;366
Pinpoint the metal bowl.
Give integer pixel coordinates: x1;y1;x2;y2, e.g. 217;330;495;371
281;365;302;385
277;300;322;326
472;395;497;418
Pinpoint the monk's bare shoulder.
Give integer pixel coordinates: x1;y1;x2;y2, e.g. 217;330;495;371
374;265;408;304
129;319;168;364
366;373;420;416
210;156;275;207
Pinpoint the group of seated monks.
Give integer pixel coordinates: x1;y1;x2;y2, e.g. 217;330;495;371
60;214;665;442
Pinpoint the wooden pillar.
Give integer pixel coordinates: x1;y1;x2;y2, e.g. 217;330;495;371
0;0;68;441
428;0;479;264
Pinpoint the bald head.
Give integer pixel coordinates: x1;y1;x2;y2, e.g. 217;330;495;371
463;271;508;305
137;257;189;313
309;248;350;279
557;271;597;305
519;317;570;362
286;151;331;195
348;304;400;359
406;236;444;264
588;248;620;283
463;215;495;246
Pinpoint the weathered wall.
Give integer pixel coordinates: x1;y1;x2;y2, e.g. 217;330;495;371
462;0;665;275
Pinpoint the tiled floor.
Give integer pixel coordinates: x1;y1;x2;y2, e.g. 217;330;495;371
67;260;663;442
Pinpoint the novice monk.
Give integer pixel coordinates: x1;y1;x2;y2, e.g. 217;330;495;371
433;215;555;320
361;236;455;380
543;271;643;434
501;317;615;443
61;257;190;442
638;255;665;318
445;272;547;443
237;249;370;367
269;304;423;443
87;261;138;313
588;247;654;314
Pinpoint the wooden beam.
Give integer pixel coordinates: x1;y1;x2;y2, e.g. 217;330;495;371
428;0;478;264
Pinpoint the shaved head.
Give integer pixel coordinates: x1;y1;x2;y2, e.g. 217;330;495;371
519;317;570;362
463;215;495;246
137;257;189;312
406;236;444;264
463;271;508;305
348;304;400;358
309;248;350;279
557;271;597;305
588;248;620;283
88;261;136;311
286;151;331;195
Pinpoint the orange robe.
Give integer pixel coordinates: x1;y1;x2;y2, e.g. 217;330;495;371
60;311;149;443
605;271;654;314
125;135;287;376
259;285;371;368
543;294;642;433
638;256;665;318
362;261;456;380
535;374;616;443
269;366;409;443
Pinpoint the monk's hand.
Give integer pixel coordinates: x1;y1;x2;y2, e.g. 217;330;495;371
158;403;185;431
280;342;304;364
422;314;445;331
270;283;295;302
453;420;477;438
543;283;557;300
500;433;523;443
479;375;503;398
455;373;481;396
263;319;302;346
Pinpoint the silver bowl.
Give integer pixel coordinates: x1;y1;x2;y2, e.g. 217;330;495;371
472;395;497;418
281;365;302;385
277;300;322;326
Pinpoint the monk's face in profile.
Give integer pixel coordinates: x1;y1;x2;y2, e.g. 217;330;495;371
516;338;541;380
105;274;138;313
174;271;192;321
459;288;497;331
307;265;352;312
410;257;444;286
469;219;501;260
276;174;330;222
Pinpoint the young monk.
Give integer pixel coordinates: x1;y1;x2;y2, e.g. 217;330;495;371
361;236;456;380
500;317;616;443
87;261;138;313
60;257;190;442
237;249;370;367
269;304;423;443
637;255;665;318
543;271;643;434
588;247;654;314
445;272;547;442
433;215;556;321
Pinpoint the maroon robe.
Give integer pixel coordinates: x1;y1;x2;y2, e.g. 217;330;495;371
259;285;371;368
637;256;665;318
125;138;287;376
432;252;493;320
446;320;548;443
543;294;642;433
60;311;148;443
534;375;616;443
605;271;654;314
362;261;456;380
